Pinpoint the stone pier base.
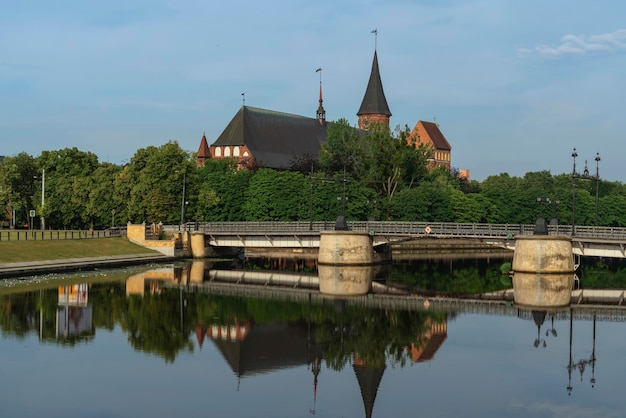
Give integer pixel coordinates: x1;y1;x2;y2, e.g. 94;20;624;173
512;235;575;308
318;231;375;296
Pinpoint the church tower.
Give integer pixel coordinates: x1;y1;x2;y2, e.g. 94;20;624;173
357;30;391;130
196;132;211;167
316;68;326;125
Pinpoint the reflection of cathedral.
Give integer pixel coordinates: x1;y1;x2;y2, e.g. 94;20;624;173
199;314;448;418
201;321;323;380
408;319;448;363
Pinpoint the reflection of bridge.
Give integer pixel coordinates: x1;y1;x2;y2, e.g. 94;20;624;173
122;263;626;312
188;221;626;258
126;262;626;317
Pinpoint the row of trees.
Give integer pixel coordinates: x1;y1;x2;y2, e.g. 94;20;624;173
1;120;625;229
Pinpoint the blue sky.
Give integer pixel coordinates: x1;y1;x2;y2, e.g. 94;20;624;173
1;0;625;182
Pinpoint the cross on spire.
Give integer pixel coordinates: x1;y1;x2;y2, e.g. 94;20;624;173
371;28;378;50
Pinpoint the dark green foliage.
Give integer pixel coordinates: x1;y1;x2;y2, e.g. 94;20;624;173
2;129;626;227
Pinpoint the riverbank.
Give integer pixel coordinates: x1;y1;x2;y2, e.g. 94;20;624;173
0;238;176;278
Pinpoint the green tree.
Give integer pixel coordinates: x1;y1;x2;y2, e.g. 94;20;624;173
318;118;363;176
0;153;38;228
123;141;195;224
37;148;101;229
196;159;253;221
242;169;308;221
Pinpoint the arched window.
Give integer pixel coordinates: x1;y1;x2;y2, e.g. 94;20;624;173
215;147;222;157
233;146;240;157
224;147;231;157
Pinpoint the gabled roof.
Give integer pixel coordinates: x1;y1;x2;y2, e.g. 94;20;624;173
417;121;451;151
357;51;392;117
211;106;327;169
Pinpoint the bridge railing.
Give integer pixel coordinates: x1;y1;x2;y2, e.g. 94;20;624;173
164;221;626;241
184;221;538;238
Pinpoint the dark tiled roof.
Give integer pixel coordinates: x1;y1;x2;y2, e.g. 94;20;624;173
420;121;451;151
357;51;392;117
212;106;327;169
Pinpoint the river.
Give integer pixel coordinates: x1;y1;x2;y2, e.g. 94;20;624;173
0;254;625;417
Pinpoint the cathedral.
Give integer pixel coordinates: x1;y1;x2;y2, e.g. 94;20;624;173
196;47;454;173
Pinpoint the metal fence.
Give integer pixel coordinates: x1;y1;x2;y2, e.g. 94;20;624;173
0;227;127;241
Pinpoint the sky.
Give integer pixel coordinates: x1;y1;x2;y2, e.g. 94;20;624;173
1;0;625;182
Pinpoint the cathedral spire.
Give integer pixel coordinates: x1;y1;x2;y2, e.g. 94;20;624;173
357;30;391;130
316;67;326;125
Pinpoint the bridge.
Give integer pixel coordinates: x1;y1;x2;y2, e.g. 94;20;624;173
180;221;626;259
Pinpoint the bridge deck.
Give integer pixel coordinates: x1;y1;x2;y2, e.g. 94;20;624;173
175;221;626;258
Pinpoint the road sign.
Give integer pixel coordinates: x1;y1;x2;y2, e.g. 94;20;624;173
30;210;36;217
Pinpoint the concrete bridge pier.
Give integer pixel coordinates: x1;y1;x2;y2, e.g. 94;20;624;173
512;235;575;308
318;230;376;296
190;233;207;258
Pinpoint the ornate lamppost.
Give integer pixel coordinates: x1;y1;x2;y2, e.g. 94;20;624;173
571;148;578;235
534;197;548;235
571;148;590;235
594;153;601;226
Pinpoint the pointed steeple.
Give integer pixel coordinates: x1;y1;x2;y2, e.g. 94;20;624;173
316;68;326;125
196;132;211;167
357;49;392;130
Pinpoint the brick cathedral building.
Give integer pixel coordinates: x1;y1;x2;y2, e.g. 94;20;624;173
196;47;455;174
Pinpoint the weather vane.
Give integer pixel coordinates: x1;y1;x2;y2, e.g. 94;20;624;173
241;92;245;106
371;28;378;50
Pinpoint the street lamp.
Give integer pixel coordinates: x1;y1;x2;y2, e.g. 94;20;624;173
334;170;348;231
180;171;186;230
548;198;560;226
572;148;595;234
571;148;578;235
594;152;601;226
40;169;45;231
534;197;548;235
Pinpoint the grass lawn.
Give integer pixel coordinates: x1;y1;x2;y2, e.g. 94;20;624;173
0;237;157;264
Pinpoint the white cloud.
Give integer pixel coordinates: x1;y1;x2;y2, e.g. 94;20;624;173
528;29;626;58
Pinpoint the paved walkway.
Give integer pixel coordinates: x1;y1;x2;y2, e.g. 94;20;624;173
0;253;177;278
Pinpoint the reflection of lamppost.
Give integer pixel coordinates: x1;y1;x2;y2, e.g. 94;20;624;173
566;311;597;396
545;314;557;337
532;311;547;348
594;153;601;226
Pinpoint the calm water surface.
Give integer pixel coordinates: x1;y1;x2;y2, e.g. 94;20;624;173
1;257;625;418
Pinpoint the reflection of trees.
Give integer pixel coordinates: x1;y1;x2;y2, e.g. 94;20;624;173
0;292;40;339
122;292;194;363
391;258;511;295
314;304;444;371
579;258;626;288
0;281;445;366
